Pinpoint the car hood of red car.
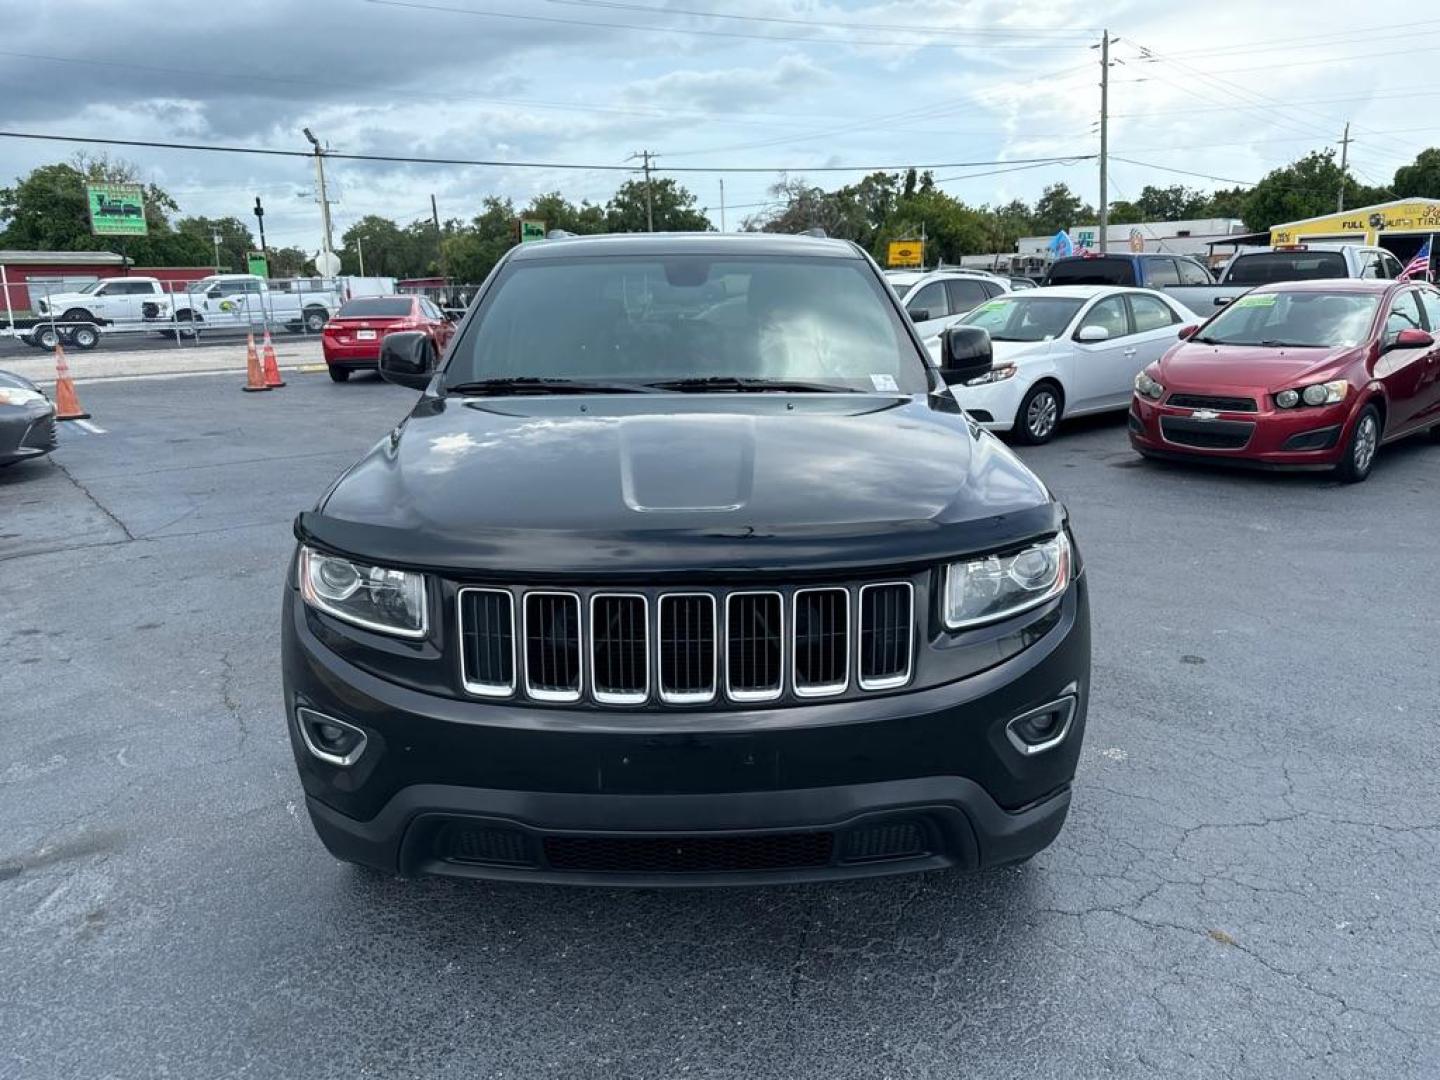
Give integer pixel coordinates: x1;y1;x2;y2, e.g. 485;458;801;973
1157;341;1359;391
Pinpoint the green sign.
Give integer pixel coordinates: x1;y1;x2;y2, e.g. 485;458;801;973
519;219;546;243
246;252;270;277
87;184;148;237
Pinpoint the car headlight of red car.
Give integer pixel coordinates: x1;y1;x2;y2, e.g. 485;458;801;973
1134;371;1164;400
1275;380;1347;409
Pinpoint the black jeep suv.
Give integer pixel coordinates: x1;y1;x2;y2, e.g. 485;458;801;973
282;232;1090;885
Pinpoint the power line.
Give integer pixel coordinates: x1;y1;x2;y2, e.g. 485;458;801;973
546;0;1098;39
363;0;1091;49
1108;87;1440;120
1108;157;1256;187
0;129;1094;175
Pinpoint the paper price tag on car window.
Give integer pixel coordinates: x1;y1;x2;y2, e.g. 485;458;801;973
1233;293;1278;308
870;374;899;392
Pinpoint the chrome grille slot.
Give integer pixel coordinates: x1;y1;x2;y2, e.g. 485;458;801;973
658;593;717;704
523;592;583;702
792;588;849;697
858;583;913;690
457;588;516;697
725;591;784;702
590;594;649;704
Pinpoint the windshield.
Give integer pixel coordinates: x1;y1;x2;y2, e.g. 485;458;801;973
445;254;928;394
1046;257;1135;286
1225;251;1348;284
1197;290;1379;347
959;296;1084;341
338;297;413;318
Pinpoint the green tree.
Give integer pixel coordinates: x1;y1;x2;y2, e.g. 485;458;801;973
1392;148;1440;199
1129;184;1212;220
269;246;315;277
1106;199;1142;224
1032;183;1093;233
605;178;710;232
176;215;255;271
1203;186;1249;220
1239;150;1382;232
441;197;517;283
339;214;414;277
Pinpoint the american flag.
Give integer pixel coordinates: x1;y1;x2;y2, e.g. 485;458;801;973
1399;237;1433;282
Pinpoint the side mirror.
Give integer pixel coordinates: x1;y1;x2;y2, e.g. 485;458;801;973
937;325;993;386
907;308;932;323
1391;327;1435;351
379;331;437;390
1076;324;1110;342
1177;324;1198;340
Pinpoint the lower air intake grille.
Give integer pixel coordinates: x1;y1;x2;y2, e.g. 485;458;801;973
524;592;582;701
438;823;535;868
858;583;913;689
726;592;783;701
543;832;834;874
459;588;515;696
658;594;716;703
1166;393;1258;413
1161;416;1254;450
793;588;849;696
591;594;648;703
840;821;928;863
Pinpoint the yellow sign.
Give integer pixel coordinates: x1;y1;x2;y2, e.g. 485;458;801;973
1269;199;1440;245
887;240;923;267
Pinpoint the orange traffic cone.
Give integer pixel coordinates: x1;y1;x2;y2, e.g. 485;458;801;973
260;328;286;388
51;342;91;421
242;332;270;392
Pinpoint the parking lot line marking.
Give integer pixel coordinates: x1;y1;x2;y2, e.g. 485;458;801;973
296;364;328;373
71;419;107;435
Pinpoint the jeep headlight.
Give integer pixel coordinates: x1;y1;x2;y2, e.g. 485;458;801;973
299;546;427;638
944;533;1072;630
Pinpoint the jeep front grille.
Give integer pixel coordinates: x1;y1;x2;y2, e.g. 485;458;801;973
458;581;914;707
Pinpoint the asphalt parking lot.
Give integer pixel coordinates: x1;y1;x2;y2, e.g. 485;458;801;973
3;372;1437;1079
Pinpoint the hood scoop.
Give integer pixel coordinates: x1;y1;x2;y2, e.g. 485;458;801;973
619;415;755;512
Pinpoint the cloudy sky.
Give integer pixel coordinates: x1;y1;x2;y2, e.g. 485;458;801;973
3;0;1436;254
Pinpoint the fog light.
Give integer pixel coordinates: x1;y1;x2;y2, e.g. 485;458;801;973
296;707;368;767
1005;697;1077;756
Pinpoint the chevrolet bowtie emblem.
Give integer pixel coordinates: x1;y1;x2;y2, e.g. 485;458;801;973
1191;409;1221;421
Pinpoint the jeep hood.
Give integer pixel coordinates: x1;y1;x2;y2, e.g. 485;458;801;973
298;392;1061;577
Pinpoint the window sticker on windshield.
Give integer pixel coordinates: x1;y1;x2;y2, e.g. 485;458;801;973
974;300;1005;314
1232;293;1278;308
870;374;899;392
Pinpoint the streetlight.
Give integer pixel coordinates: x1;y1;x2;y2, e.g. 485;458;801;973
212;231;223;271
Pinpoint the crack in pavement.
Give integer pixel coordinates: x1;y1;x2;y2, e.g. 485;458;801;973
49;456;135;541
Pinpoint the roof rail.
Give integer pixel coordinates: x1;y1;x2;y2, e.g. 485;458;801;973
798;227;828;239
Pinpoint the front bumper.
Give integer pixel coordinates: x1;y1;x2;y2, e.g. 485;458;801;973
281;576;1091;885
951;376;1023;431
1129;391;1353;468
0;403;58;464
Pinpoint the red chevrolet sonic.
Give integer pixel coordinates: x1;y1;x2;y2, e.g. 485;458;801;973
1129;279;1440;482
321;295;455;383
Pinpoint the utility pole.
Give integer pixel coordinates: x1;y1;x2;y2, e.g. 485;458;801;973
1337;122;1353;212
302;127;336;270
431;193;447;281
629;150;655;232
356;234;366;277
1097;29;1111;253
719;178;726;232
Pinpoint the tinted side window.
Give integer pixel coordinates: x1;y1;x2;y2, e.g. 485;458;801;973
1385;292;1424;344
1381;252;1405;279
1226;252;1349;284
1128;293;1179;332
1177;259;1212;285
945;279;991;313
906;281;948;320
1360;252;1387;280
1077;296;1131;338
1144;258;1181;286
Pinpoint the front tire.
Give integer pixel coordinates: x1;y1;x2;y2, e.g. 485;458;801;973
32;325;61;350
1012;382;1063;445
304;308;328;334
1336;404;1381;483
327;366;351;383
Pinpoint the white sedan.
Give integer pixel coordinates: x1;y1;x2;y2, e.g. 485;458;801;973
886;269;1011;341
945;285;1196;444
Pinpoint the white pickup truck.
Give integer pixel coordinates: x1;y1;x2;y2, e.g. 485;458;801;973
33;276;172;326
169;274;339;337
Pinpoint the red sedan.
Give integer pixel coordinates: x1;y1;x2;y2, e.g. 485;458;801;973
322;295;455;382
1130;279;1440;482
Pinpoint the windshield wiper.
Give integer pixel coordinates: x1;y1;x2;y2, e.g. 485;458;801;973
1258;340;1322;348
646;376;859;393
447;377;656;396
